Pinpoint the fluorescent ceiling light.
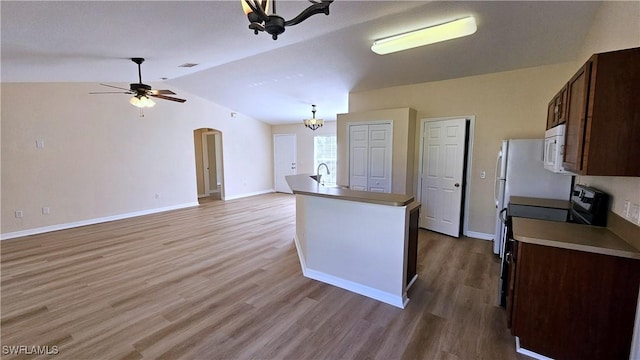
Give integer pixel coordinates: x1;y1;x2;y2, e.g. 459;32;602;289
371;16;477;55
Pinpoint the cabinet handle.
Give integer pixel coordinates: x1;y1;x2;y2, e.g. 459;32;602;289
454;183;460;188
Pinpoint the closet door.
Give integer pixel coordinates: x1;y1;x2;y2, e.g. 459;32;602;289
367;124;392;193
349;125;369;191
349;123;392;193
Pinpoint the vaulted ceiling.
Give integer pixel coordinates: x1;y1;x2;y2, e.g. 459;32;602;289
1;1;601;124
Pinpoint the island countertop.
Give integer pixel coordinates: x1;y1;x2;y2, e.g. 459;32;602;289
512;217;640;260
285;174;414;207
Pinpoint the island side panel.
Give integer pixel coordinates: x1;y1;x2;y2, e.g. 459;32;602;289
294;195;308;269
300;194;408;307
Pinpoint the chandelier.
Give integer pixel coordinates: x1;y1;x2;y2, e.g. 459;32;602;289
241;0;333;40
303;105;324;131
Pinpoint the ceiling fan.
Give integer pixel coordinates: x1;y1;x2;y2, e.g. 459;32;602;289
90;58;186;108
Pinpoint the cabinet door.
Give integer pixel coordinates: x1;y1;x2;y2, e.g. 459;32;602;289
505;240;518;331
545;86;568;130
556;85;567;125
562;61;592;173
406;207;419;286
511;242;640;360
546;97;558;129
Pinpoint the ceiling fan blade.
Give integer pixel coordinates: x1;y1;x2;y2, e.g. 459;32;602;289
99;83;131;91
89;91;131;94
150;94;187;103
149;89;176;95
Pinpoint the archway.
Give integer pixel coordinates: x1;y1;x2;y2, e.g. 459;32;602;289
193;128;225;203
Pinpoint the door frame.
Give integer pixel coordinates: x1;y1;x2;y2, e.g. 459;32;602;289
345;120;394;191
417;116;475;237
273;133;297;194
202;130;225;199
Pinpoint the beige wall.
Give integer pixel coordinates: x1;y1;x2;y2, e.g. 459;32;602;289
1;83;273;237
336;108;416;195
572;1;640;224
348;64;576;235
271;121;337;175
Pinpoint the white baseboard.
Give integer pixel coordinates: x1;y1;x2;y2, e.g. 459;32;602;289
223;189;275;201
515;337;554;360
1;202;199;241
303;268;406;309
465;230;494;241
293;235;406;309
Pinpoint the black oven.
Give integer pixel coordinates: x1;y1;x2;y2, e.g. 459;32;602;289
568;184;609;226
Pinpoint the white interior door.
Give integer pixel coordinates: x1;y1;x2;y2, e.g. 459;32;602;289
202;131;223;197
274;134;297;194
367;124;392;193
349;125;369;191
419;118;467;237
206;134;217;193
349;123;392;193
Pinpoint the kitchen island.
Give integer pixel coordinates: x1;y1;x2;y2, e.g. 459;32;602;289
285;174;420;308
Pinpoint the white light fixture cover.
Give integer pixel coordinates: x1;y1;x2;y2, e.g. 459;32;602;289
371;16;477;55
303;105;324;131
129;95;156;108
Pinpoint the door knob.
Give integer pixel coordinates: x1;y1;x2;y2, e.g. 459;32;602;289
454;183;460;187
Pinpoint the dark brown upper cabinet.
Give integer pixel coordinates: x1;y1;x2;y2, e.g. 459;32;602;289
546;85;567;129
562;47;640;176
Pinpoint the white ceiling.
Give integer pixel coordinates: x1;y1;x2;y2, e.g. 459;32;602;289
1;1;601;124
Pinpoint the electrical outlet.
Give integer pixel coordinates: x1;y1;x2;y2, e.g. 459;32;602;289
154;193;160;199
623;200;631;217
480;171;486;179
629;203;640;225
15;210;23;218
42;207;50;215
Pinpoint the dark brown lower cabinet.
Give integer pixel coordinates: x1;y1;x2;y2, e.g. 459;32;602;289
406;206;419;286
508;242;640;360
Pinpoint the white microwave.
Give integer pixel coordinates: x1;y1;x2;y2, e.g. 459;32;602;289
544;124;572;174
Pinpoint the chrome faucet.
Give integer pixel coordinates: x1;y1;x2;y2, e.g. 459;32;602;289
317;163;330;185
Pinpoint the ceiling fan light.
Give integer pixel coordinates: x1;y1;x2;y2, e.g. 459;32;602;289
371;16;477;55
142;96;156;108
129;95;143;108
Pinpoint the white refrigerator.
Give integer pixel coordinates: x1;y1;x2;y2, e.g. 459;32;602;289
493;139;573;257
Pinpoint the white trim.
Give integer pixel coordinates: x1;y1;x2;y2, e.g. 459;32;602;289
465;231;493;241
293;234;307;271
1;202;199;241
293;234;406;309
515;337;554;360
223;189;275;201
417;116;475;237
304;268;406;309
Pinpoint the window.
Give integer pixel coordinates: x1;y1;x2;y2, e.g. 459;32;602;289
314;135;337;185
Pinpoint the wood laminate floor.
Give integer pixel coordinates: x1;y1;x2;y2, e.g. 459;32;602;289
1;193;525;360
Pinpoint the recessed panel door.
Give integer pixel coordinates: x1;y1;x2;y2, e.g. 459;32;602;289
419;118;467;237
367;124;392;193
274;134;297;194
349;125;369;191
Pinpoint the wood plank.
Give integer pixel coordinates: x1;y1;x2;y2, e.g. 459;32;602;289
1;193;525;359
